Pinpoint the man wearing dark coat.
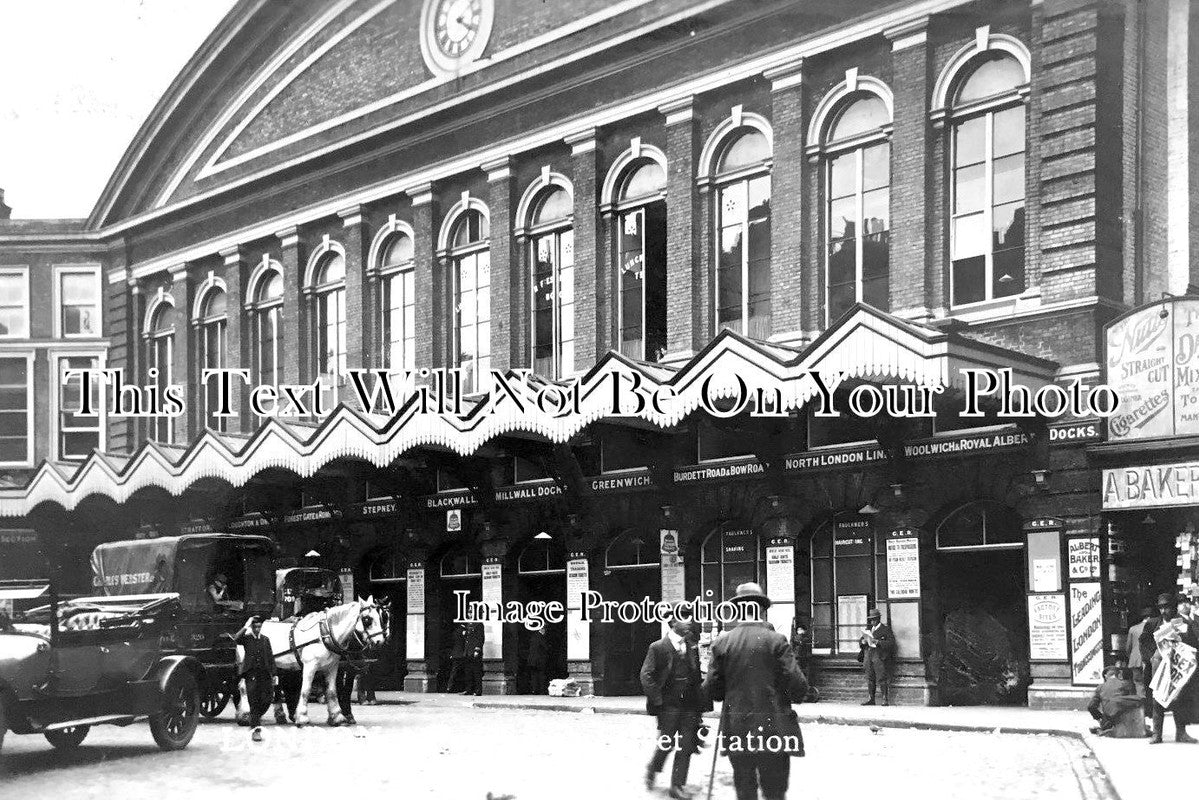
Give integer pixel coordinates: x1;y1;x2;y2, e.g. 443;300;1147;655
704;583;808;800
1141;592;1199;744
641;617;711;799
444;621;469;693
859;608;896;705
235;616;276;737
526;627;549;695
465;620;485;696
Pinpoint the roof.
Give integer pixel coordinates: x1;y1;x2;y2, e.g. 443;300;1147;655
0;305;1058;517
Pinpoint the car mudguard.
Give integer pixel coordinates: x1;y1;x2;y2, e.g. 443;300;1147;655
149;654;204;696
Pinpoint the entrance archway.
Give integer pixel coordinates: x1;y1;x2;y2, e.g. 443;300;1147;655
365;548;408;690
600;529;659;695
934;501;1029;705
515;535;567;694
438;543;481;692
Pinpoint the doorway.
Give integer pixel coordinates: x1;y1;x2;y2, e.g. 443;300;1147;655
515;537;567;694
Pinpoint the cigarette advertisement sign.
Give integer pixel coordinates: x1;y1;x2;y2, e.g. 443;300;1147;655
1105;298;1199;440
1028;594;1068;661
1069;582;1104;685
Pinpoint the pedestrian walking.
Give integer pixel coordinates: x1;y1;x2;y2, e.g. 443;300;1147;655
525;627;549;695
641;617;711;798
1141;593;1199;744
465;620;485;696
859;608;895;706
704;583;807;800
235;615;277;740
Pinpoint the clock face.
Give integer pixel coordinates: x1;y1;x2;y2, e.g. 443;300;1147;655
421;0;494;76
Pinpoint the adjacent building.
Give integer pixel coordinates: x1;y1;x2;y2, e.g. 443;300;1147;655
1;0;1198;709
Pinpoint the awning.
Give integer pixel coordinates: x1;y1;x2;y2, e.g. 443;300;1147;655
0;304;1058;517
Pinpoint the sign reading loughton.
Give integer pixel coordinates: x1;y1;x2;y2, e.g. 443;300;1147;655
1106;298;1199;440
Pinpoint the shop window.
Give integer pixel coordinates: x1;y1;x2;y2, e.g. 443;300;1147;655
250;267;283;388
379;234;416;373
823;93;891;324
0;356;31;465
714;129;772;339
936;501;1021;550
528;186;574;379
440;546;482;578
809;515;880;654
606;530;658;569
56;354;103;460
614;159;667;361
0;269;29;338
701;526;765;604
142;296;176;443
447;208;491;395
310;250;347;381
949;52;1027;307
518;537;565;574
196;284;227;432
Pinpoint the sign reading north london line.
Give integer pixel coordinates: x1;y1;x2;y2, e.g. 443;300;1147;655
1106;297;1199;440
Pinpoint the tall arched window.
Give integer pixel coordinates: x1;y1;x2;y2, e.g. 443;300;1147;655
310;250;346;380
249;267;283;388
448;209;490;394
823;93;891;324
605;529;659;569
700;525;765;604
518;536;565;575
809;514;883;654
142;296;176;442
935;500;1022;550
713;129;771;338
195;283;227;432
947;51;1027;307
528;186;574;378
609;156;667;361
379;233;415;372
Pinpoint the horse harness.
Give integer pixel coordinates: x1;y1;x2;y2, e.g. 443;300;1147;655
275;603;383;666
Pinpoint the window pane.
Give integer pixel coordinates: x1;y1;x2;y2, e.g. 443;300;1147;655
828;282;856;323
862;188;889;237
201;288;226;318
952;256;986;305
622;161;666;200
829;196;856;243
993;154;1024;205
0;309;26;338
719;130;770;173
829;154;855;199
953;117;986;167
993;106;1026;157
993;201;1025;250
954;163;986;215
383;235;413;267
831;95;888;141
61;273;96;304
862;144;890;192
533;188;571;226
993;246;1025;298
317;253;345;285
953;212;987;258
956;54;1025;104
828;236;856;286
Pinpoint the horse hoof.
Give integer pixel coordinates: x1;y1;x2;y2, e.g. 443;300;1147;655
236;715;251;727
343;716;357;726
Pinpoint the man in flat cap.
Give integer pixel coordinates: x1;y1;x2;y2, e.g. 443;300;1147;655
859;608;896;706
235;615;276;740
704;582;808;800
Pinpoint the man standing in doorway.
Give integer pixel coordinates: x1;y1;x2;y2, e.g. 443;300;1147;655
465;620;485;696
641;617;710;798
860;608;896;706
445;621;469;693
526;627;549;695
704;583;807;800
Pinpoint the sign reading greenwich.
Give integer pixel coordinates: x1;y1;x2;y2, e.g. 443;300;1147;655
1105;297;1199;440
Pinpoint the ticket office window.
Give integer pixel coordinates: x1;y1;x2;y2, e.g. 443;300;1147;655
811;517;884;654
701;528;765;605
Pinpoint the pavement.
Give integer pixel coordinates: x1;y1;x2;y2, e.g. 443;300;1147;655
370;691;1192;800
0;692;1118;800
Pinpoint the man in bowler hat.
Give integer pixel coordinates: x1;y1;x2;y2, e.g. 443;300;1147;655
705;582;808;800
641;616;711;798
860;608;896;705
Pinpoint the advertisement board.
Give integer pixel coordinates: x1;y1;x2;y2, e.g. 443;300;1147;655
1069;582;1104;685
1028;594;1068;661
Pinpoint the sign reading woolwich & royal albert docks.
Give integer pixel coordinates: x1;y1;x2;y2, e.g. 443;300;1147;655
1106;297;1199;441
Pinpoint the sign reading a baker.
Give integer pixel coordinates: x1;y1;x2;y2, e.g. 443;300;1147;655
1105;297;1199;440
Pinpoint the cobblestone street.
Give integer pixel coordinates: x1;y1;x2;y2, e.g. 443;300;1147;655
0;696;1108;800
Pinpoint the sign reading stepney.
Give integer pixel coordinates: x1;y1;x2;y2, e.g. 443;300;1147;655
1106;297;1199;440
1102;462;1199;509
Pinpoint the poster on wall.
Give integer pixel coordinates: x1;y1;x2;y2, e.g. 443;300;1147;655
1067;538;1100;580
481;562;503;659
406;612;424;661
765;546;794;601
1027;594;1068;661
407;567;425;615
1032;559;1059;593
661;529;685;604
339;567;354;604
566;557;590;660
885;537;921;599
1069;582;1104;685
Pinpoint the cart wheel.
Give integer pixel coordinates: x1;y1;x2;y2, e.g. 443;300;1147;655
150;670;200;751
200;687;231;718
45;725;90;750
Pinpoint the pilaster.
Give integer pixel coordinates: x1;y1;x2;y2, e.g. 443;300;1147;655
567;130;601;370
485;160;517;371
276;226;305;384
766;59;807;338
661;97;700;360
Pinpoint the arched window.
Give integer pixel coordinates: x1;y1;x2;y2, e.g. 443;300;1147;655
605;530;658;569
440;545;482;578
935;501;1022;550
713;128;771;338
368;549;406;582
948;51;1027;306
249;267;283;389
195;284;227;432
528;185;574;379
310;250;346;380
824;93;891;324
142;296;176;442
809;514;883;654
379;233;415;372
700;526;765;604
611;156;667;361
517;536;565;575
447;208;490;395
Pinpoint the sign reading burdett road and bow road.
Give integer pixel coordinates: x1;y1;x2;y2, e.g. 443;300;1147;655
1105;298;1199;440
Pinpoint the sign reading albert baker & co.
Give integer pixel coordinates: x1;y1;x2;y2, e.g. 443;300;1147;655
1105;298;1199;440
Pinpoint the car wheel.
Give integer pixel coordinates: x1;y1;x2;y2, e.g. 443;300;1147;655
200;687;230;718
150;670;200;751
45;725;90;750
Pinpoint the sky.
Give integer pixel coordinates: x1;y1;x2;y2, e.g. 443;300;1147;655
0;0;238;219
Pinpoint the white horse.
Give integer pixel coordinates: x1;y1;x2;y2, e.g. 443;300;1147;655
234;597;386;727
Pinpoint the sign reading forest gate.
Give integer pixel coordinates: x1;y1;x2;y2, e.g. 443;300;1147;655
1106;298;1199;440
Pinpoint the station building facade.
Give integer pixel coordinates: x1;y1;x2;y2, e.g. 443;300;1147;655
2;0;1199;709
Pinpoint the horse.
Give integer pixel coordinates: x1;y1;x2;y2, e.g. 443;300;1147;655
233;596;386;727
